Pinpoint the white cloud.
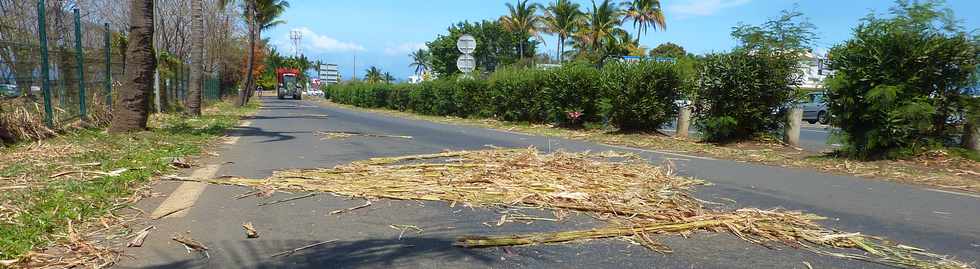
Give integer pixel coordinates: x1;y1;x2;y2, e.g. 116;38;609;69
286;27;365;53
384;42;427;56
667;0;751;17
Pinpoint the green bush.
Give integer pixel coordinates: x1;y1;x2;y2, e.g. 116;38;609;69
601;61;682;131
452;78;490;117
541;63;603;127
695;51;800;142
487;68;549;122
825;1;979;159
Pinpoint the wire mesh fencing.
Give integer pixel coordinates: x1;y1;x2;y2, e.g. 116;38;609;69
1;1;224;133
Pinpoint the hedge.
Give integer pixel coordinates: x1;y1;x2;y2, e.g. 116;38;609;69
326;61;683;131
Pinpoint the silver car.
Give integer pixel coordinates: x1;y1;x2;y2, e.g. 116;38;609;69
802;92;830;125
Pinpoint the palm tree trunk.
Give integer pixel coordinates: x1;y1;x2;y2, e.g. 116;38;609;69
187;0;203;116
110;0;156;133
239;2;256;107
558;36;564;63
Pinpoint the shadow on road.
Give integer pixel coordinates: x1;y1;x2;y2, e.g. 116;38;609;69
224;126;300;143
136;237;494;269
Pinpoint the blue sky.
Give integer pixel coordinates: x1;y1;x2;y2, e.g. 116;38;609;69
266;0;980;79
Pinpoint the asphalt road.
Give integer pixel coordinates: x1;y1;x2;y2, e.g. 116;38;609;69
117;96;978;268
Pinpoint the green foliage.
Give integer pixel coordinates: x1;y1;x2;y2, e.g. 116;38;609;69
825;0;979;159
329;62;686;130
731;8;816;56
601;61;681;131
427;20;524;76
695;51;801;142
487;67;550;122
649;42;687;59
540;63;603;127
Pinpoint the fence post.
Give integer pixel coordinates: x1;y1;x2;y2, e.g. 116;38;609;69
785;106;803;148
73;8;86;119
104;23;111;108
37;0;54;127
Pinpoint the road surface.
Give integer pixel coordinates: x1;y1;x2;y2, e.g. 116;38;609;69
118;96;978;268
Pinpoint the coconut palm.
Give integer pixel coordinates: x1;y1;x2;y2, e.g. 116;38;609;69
110;0;156;133
574;0;625;61
409;49;431;77
364;66;383;83
383;72;396;84
220;0;289;106
187;0;204;116
624;0;666;44
500;0;544;60
543;0;583;63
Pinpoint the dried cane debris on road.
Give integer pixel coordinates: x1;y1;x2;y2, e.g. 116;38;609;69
205;147;973;269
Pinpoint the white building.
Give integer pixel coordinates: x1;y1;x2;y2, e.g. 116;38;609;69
800;52;831;89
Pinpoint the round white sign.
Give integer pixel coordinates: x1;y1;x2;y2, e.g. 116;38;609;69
457;54;476;73
457;34;477;54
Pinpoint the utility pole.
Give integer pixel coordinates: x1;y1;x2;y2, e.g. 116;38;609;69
352;52;356;81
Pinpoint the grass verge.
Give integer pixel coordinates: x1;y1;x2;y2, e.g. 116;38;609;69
0;99;257;262
313;99;979;193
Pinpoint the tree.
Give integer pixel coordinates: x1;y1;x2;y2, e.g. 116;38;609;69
409;49;431;76
695;9;816;142
649;42;686;59
573;0;625;63
383;72;396;84
364;66;383;83
110;0;157;133
187;0;204;116
427;20;523;76
222;0;288;106
543;0;583;63
624;0;666;44
825;0;979;159
500;0;544;60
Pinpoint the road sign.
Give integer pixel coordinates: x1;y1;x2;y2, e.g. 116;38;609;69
457;54;476;73
457;34;476;54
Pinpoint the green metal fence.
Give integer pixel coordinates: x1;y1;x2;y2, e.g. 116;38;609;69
1;1;226;129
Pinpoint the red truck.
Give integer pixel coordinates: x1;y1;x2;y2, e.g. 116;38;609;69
276;67;302;100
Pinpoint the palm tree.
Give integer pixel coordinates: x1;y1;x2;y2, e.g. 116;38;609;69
110;0;156;133
543;0;583;63
409;49;430;77
500;0;544;60
624;0;666;44
364;66;383;83
574;0;625;62
383;72;396;84
187;0;204;116
221;0;289;106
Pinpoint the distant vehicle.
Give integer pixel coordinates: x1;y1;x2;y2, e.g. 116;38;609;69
0;84;18;98
305;90;324;97
802;91;830;125
276;67;302;100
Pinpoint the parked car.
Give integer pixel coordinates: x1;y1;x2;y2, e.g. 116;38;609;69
0;84;18;98
802;91;830;125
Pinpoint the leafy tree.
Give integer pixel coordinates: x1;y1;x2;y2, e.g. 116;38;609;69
695;9;816;142
825;0;979;159
649;42;686;59
500;0;544;60
426;20;523;76
543;0;584;63
220;0;289;106
624;0;666;44
384;72;396;84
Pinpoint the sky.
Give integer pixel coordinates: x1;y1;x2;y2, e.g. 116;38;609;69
265;0;980;80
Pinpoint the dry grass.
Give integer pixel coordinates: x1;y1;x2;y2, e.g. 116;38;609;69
208;148;971;269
